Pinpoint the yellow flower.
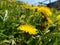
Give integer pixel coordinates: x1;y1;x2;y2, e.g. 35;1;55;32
33;6;40;12
17;24;38;35
39;6;52;17
29;6;39;12
56;15;60;20
46;18;53;25
29;5;33;10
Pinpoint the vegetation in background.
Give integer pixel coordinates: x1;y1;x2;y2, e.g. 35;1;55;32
0;0;60;45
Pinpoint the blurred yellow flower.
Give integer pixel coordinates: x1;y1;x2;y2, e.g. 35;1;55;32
17;24;38;35
56;15;60;20
33;6;40;12
45;18;53;25
29;5;33;10
29;6;52;17
39;7;52;17
29;6;39;12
